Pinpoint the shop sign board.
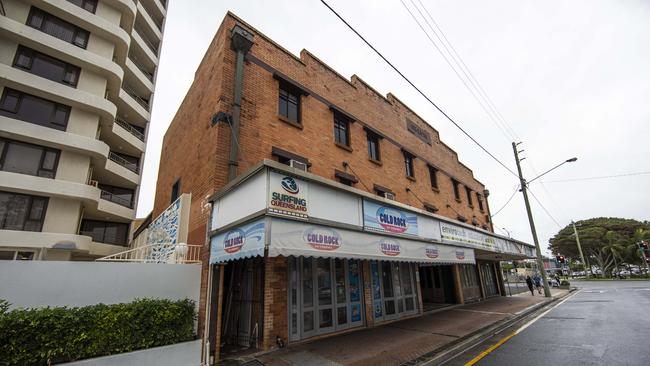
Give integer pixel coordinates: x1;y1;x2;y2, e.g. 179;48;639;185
269;219;474;264
268;172;309;219
210;219;266;264
440;221;497;250
363;199;418;236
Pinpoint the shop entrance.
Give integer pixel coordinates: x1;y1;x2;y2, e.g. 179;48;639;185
460;264;482;302
369;261;419;322
419;265;455;310
479;262;499;297
288;257;364;342
220;258;264;353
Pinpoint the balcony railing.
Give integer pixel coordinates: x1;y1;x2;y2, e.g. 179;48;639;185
100;190;134;208
122;86;150;111
96;242;202;264
134;27;159;54
129;56;154;81
108;151;139;174
115;117;145;141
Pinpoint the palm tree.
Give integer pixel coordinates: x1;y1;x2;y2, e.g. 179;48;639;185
604;231;625;277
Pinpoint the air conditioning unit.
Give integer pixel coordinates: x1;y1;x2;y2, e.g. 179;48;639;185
384;192;395;200
88;180;98;187
289;159;307;171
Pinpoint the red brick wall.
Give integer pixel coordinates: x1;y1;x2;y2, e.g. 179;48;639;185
152;11;495;348
263;256;288;350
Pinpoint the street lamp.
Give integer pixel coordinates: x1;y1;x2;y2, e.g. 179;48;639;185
501;227;512;238
512;142;577;298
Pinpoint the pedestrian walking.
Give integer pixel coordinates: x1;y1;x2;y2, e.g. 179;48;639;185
525;275;534;296
533;274;542;294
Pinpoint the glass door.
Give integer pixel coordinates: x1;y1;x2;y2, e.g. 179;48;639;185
348;260;363;326
316;258;335;334
301;257;316;339
371;260;419;322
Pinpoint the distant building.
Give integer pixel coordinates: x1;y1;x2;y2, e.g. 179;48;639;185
0;0;167;260
151;12;535;362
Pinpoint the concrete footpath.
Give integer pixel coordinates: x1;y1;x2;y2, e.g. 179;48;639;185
252;289;569;366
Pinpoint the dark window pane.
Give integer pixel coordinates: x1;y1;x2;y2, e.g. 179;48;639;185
0;251;14;260
0;192;47;231
80;220;129;245
14;46;81;87
278;85;300;123
41;150;58;171
0;91;20;113
287;100;298;122
0;89;70;131
2;142;42;175
16;251;35;260
27;7;89;49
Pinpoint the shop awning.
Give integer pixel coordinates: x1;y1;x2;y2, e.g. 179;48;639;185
209;218;475;264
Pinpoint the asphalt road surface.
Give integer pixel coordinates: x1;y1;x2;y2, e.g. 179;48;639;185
474;280;650;366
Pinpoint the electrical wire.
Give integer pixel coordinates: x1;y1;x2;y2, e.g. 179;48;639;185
490;185;519;218
528;188;562;228
318;0;519;179
539;171;650;183
399;0;514;144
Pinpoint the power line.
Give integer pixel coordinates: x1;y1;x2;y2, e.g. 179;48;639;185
539;170;650;183
318;0;519;178
399;0;514;143
490;184;520;218
411;0;520;142
528;188;562;228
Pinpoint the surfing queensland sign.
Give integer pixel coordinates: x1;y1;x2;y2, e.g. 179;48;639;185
363;199;418;236
268;172;309;219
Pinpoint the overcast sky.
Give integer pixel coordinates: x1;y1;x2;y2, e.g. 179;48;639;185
138;0;650;253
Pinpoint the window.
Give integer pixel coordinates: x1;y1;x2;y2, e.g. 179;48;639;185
0;251;36;260
477;193;484;211
80;220;129;246
374;184;394;199
27;7;89;48
271;147;310;170
98;184;134;208
13;46;81;87
335;170;357;187
428;166;438;190
403;151;415;178
66;0;98;13
424;204;438;214
452;179;461;201
465;187;473;207
0;138;60;178
278;84;300;123
0;191;48;232
170;179;180;203
366;130;380;161
0;88;71;131
333;113;351;147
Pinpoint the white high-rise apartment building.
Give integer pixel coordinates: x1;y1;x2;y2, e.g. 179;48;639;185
0;0;166;260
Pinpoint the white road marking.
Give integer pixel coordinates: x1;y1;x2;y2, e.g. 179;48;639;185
515;289;581;335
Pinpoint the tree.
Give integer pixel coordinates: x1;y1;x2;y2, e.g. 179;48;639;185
549;217;650;277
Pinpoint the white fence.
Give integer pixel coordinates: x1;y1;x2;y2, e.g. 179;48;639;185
0;261;201;309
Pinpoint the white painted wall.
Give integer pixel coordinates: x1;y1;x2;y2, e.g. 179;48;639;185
212;171;266;229
0;262;201;309
62;340;201;366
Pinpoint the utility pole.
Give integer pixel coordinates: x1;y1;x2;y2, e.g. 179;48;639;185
512;142;552;297
572;221;589;278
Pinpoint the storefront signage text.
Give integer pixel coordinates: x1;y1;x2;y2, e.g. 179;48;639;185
303;227;342;251
364;200;418;236
269;173;309;218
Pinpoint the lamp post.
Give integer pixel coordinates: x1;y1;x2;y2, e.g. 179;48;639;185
501;227;512;238
571;221;589;278
512;142;577;297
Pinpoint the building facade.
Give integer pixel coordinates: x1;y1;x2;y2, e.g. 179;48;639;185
151;12;533;363
0;0;167;261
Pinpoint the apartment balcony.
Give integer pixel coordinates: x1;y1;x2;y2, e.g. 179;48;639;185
135;1;163;36
99;189;133;209
114;118;145;142
108;151;140;174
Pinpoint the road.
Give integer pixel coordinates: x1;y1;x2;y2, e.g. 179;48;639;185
470;280;650;365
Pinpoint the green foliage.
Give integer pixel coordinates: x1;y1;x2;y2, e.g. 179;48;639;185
0;298;196;366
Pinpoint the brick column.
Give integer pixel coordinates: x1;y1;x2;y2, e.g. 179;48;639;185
213;264;225;363
362;260;375;327
476;262;486;300
415;264;424;314
262;256;288;351
452;264;464;304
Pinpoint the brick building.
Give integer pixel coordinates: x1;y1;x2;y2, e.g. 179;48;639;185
152;12;534;363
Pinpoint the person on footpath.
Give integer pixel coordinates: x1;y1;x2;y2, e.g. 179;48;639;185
525;275;535;296
533;274;542;294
